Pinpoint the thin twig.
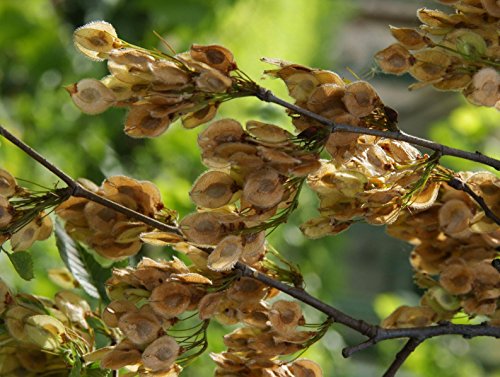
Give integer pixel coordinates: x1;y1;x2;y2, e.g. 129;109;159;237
253;87;500;171
235;262;377;337
0;126;76;188
383;338;423;377
447;177;500;225
342;321;500;357
0;125;181;235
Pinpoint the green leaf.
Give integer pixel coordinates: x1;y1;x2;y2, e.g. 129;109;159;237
69;357;82;377
82;364;112;377
54;221;111;302
5;250;34;280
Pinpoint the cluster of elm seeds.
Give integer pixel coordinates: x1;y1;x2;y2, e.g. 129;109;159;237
69;21;238;137
375;0;500;108
384;171;499;327
0;168;53;251
0;279;93;376
179;118;321;272
56;176;165;260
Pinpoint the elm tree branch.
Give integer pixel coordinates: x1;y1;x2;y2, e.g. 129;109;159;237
447;177;500;225
2;124;500;377
253;86;500;171
383;338;423;377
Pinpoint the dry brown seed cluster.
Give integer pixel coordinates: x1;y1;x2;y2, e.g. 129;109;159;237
301;138;433;238
102;252;323;376
203;293;323;376
97;257;214;375
0;279;93;375
264;58;399;135
56;176;164;260
178;118;321;270
375;0;500;108
69;21;238;137
386;171;500;324
0;168;53;251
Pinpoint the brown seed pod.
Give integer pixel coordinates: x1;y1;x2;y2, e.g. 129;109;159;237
440;262;474;295
375;43;413;75
465;67;500;107
481;0;500;16
226;277;267;302
409;50;451;82
439;199;473;236
73;21;120;61
198;119;244;151
222;327;259;350
149;60;191;86
0;196;13;228
84;201;120;233
10;219;42;252
381;305;436;328
306;84;345;114
182;103;219;129
101;340;142;370
195;69;233;93
0;169;17;198
124;105;172;138
210;351;247;371
109;48;155;71
198;292;225;320
170;272;212;285
268;300;304;335
179;212;225;245
384;140;420;162
300;217;352;239
207;235;243;272
118;305;162;345
283;72;320;102
342;81;380;118
190;170;237;208
140;231;184;247
287;359;323;377
237;302;270;329
246;120;293;144
417;8;460;28
240;231;266;265
257;146;301;166
149;281;192;318
190;44;236;73
92;239;142;260
409;181;441;210
313;70;345;86
5;305;37;342
102;300;137;328
390;26;429;50
247;332;303;356
243;168;284;209
67;78;116;115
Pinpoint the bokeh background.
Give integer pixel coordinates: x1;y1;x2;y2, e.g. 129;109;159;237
0;0;499;376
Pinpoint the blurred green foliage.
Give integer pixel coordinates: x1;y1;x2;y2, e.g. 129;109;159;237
0;1;498;376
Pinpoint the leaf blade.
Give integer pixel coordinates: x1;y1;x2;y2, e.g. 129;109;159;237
6;250;34;281
54;221;111;301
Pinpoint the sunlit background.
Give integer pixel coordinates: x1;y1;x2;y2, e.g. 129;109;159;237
0;0;499;376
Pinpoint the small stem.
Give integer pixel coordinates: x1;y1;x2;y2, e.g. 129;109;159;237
383;338;423;377
447;177;500;225
0;126;76;188
253;87;500;171
0;125;181;235
234;262;377;338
